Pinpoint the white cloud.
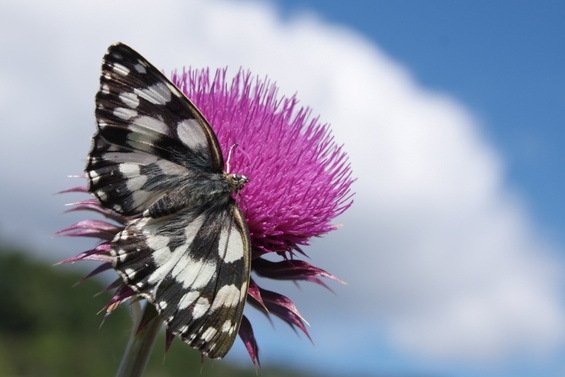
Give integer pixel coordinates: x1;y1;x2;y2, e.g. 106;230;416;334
275;17;565;365
1;0;563;372
283;18;565;362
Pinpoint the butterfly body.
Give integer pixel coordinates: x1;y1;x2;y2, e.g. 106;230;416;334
85;43;251;358
143;172;248;219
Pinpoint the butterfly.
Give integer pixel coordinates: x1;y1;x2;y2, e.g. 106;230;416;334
85;42;251;358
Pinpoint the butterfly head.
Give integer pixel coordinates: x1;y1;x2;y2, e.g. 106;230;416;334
226;173;249;193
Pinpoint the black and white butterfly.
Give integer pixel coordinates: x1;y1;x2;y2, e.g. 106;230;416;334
85;42;251;358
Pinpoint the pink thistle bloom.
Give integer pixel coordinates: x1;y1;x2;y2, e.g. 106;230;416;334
58;67;354;364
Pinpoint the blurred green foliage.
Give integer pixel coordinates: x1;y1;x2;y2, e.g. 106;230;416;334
0;245;317;377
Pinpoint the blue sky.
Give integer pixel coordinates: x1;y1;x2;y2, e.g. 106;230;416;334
1;1;565;376
276;0;565;242
309;3;565;375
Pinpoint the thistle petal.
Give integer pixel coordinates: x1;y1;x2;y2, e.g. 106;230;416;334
56;243;112;265
238;315;260;366
55;220;121;240
253;258;345;285
246;278;267;311
259;288;311;341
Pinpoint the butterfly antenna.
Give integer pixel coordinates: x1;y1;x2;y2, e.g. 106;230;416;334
226;143;239;173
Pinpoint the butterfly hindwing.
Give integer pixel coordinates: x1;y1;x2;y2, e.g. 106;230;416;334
86;43;251;358
113;200;250;358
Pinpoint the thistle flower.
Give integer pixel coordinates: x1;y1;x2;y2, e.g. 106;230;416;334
58;66;354;365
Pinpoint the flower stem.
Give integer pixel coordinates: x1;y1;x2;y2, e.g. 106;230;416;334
115;301;161;377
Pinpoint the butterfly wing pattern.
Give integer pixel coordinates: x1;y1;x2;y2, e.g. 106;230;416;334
85;43;251;358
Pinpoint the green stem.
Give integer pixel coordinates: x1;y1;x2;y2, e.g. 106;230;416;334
115;302;162;377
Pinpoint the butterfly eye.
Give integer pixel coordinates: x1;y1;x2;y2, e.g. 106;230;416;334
227;174;249;192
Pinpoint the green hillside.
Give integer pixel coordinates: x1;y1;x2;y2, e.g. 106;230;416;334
0;244;319;377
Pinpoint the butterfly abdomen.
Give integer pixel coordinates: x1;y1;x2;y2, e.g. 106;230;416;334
144;173;244;218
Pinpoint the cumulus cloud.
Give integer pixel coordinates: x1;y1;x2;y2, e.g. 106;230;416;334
1;0;563;371
278;16;565;362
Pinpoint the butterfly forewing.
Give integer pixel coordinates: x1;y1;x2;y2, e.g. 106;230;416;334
86;43;251;358
88;42;224;216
